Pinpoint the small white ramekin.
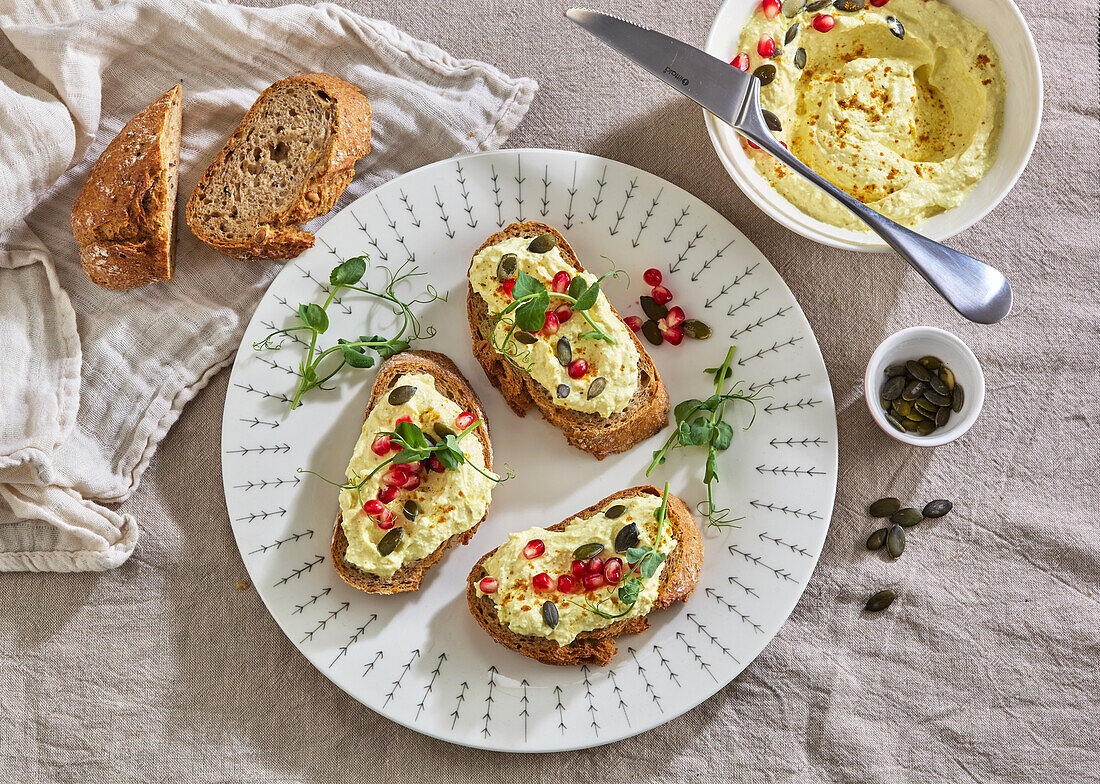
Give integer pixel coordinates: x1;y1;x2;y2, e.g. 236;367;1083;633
864;327;985;446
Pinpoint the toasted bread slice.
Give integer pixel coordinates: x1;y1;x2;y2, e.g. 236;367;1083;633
467;486;702;666
332;351;493;594
71;84;182;289
467;222;669;459
186;73;370;262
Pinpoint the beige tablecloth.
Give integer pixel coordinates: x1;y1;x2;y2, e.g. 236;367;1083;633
2;0;1097;781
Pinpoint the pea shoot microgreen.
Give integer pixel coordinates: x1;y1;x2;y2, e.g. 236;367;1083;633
254;255;445;409
647;346;765;529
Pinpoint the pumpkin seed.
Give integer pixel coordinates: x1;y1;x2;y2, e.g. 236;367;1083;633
762;109;783;132
882;375;906;401
640;295;667;321
542;600;560;629
886;15;904;39
784;22;800;45
866;527;889;550
935;406;950;428
806;0;831;9
614;522;639;551
514;330;538;345
555;337;572;366
891;507;923;528
496;253;517;279
901;380;927;401
886;524;905;558
556;384;570;399
914;398;939;416
681;319;712;339
753;64;777;86
403;499;420;522
433;422;456;440
928;373;949;396
865;588;896;612
588;377;608;400
527;234;557;253
880;396;892;410
903;419;921;433
923;499;953;518
905;360;931;382
782;0;805;16
919;355;943;370
641;320;663;346
869;497;901;517
905;412;927;424
884;364;908;377
605;504;627;519
377;527;403;556
794;47;807;69
834;0;865;9
387;385;416;406
923;389;951;407
573;542;605;560
951;383;964;413
884;413;906;432
939;366;956;391
915;419;936;436
891;399;913;417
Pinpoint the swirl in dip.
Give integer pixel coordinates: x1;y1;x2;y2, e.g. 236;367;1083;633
736;0;1005;230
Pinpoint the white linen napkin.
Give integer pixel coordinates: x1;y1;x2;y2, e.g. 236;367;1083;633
0;0;536;571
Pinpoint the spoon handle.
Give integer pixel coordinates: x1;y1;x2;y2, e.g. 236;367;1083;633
735;88;1012;324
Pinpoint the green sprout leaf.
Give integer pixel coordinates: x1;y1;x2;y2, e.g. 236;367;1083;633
567;276;587;299
512;270;545;300
340;342;374;369
573;279;600;311
514;291;549;332
330;256;367;286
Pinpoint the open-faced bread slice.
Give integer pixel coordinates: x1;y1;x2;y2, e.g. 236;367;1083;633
186;73;371;262
332;351;494;594
71;84;182;290
467;222;669;460
467;485;702;666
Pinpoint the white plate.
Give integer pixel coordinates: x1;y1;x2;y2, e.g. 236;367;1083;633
221;149;837;751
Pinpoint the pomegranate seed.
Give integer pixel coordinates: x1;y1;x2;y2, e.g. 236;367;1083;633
761;0;780;19
375;510;395;529
812;13;835;32
502;278;516;298
371;434;391;456
553;304;573;323
557;575;578;593
624;315;643;332
401;473;421;491
454;411;476;430
551;270;572;293
664;326;684;346
382;467;408;487
869;0;888;5
731;52;750;72
428;456;445;473
532;572;553;592
583;573;606;591
571;559;587;578
664;306;685;328
523;539;546;559
378;485;399;503
745;138;760;151
642;268;663;286
780;140;789;150
395;463;418;473
757;36;776;58
395;415;413;426
604;557;624;584
542;311;560;335
567;359;588;379
479;576;498;594
651;285;673;305
363;499;385;517
584;556;604;575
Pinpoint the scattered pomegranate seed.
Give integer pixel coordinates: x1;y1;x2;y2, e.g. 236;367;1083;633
378;485;399;503
812;13;835;32
869;0;888;5
428;456;445;473
394;462;418;472
584;556;605;575
757;36;776;58
395;415;413;425
664;306;685;328
583;573;606;591
375;510;395;529
553;304;573;323
780;140;789;150
762;0;780;18
502;278;516;298
604;557;624;584
731;52;751;72
571;559;587;579
664;325;684;346
371;434;391;456
479;576;498;594
642;268;663;286
551;270;572;293
532;572;553;592
567;359;588;379
401;473;421;491
363;499;385;517
624;316;643;332
651;285;673;305
523;539;546;559
454;411;476;430
745;138;760;150
557;575;578;593
542;311;560;335
382;467;408;487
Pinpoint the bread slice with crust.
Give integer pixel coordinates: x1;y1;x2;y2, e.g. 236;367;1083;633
71;84;182;290
467;485;703;666
186;73;371;262
332;350;493;594
467;222;670;459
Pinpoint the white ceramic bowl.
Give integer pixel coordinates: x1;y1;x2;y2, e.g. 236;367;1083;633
864;326;985;446
704;0;1043;251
